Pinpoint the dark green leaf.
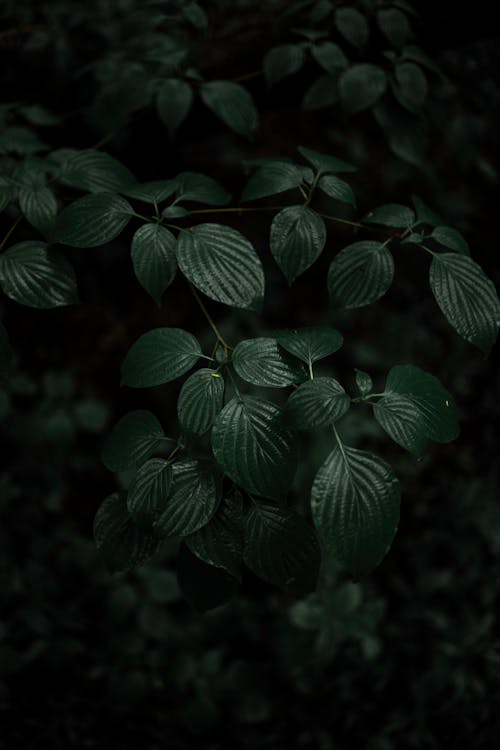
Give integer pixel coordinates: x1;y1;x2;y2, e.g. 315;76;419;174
200;81;258;137
270;205;327;284
412;195;444;227
186;493;243;578
131;223;177;305
177;543;238;612
318;174;356;205
53;193;133;248
298;146;357;174
302;74;339;111
232;337;306;388
242;161;304;202
335;7;369;48
284;377;350;429
243;502;320;595
377;8;411;47
311;444;400;577
275;327;343;365
365;203;415;227
156;459;221;537
429;253;500;352
328;241;394;308
176;223;264;311
56;149;135;192
122;179;178;204
339;64;387;114
157;78;193;138
393;62;428;112
311;41;348;72
212;397;298;500
263;44;305;86
177;368;225;435
127;458;173;525
355;369;373;396
102;410;165;472
0;241;78;308
373;364;459;456
121;328;202;388
431;226;469;256
175;172;231;205
18;185;58;233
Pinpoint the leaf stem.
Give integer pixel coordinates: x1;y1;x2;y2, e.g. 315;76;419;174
0;215;22;250
308;359;314;380
417;243;436;257
187;282;232;350
352;392;386;403
332;423;348;463
187;205;286;216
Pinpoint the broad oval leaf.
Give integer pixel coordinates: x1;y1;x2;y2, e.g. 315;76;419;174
311;41;348;72
393;62;428;113
377;8;411;47
177;368;225;435
327;241;394;308
121;179;178;204
121;327;202;388
186;492;244;579
211;397;298;500
131;223;177;305
102;410;165;472
270;205;326;284
243;502;320;595
365;203;415;227
0;241;78;308
431;226;469;256
302;73;339;111
339;64;387;114
335;7;369;48
156;459;221;537
298;146;357;174
157;78;193;138
176;223;264;311
200;80;258;137
18;185;58;234
311;444;400;577
373;364;459;457
174;171;231;206
232;337;305;388
127;458;173;525
242;161;304;202
429;253;500;353
318;174;356;206
94;492;159;573
263;44;305;87
56;149;135;192
53;192;133;248
275;326;343;365
284;377;350;429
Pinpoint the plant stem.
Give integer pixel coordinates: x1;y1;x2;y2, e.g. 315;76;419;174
320;213;366;229
308;359;314;379
417;243;436;257
0;215;22;250
352;392;386;403
188;282;232;350
187;205;285;216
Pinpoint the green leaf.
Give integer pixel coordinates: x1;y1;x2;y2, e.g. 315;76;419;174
56;149;135;192
232;337;306;388
212;397;298;500
241;161;304;202
0;241;78;308
328;241;394;308
122;179;178;204
263;44;305;87
177;543;238;612
393;62;428;112
365;203;415;228
302;74;339;111
176;223;264;311
121;328;202;388
94;492;160;573
0;321;14;386
311;444;400;577
270;206;327;284
18;185;58;234
284;377;350;429
18;105;60;126
431;226;469;256
200;80;258;137
298;146;357;174
377;8;411;48
274;327;343;365
412;195;444;228
318;174;356;206
131;223;177;305
175;172;231;205
156;459;221;537
243;502;320;595
102;410;165;472
373;364;459;456
127;458;173;525
177;368;225;435
53;193;133;248
429;253;500;353
311;41;348;72
186;492;243;578
157;78;193;138
355;369;373;396
335;7;369;48
339;64;387;114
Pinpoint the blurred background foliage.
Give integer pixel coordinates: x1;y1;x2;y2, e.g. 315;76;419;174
1;0;499;747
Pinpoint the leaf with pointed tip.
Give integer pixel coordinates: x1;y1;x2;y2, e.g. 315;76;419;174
311;444;400;577
365;203;414;227
200;80;258;137
121;328;202;388
302;74;339;111
339;64;387;114
275;327;343;365
156;78;193;138
270;205;326;284
177;368;225;435
121;179;178;204
56;149;135;192
429;254;500;353
232;337;306;388
102;410;165;472
393;62;428;113
53;192;133;247
335;7;369;48
311;41;348;72
127;458;173;526
177;543;238;612
243;502;320;594
284;377;350;429
211;397;298;500
0;321;14;385
94;492;160;573
264;44;305;87
377;8;411;47
0;241;78;308
131;223;177;305
176;223;264;311
175;172;231;205
18;185;57;233
431;226;469;256
156;459;221;537
186;493;243;578
318;174;356;205
241;161;304;202
373;364;459;456
298;146;357;174
328;241;394;308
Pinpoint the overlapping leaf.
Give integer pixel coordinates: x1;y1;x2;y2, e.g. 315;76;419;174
131;223;177;305
328;241;394;308
53;192;133;247
102;410;165;472
177;368;225;435
232;337;305;388
156;459;221;537
121;328;202;388
270;205;326;283
284;377;350;429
